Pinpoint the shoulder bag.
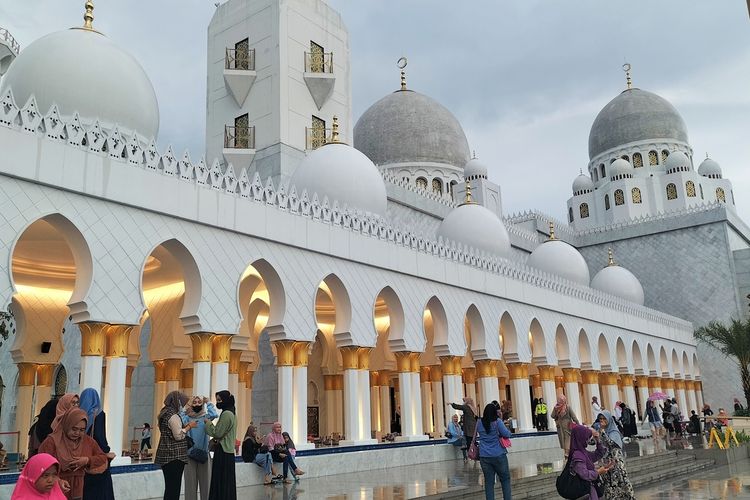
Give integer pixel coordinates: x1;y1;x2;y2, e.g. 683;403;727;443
467;425;480;460
555;456;591;500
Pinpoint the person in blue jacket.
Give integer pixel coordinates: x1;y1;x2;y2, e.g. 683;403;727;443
446;414;466;460
476;403;513;500
180;395;219;500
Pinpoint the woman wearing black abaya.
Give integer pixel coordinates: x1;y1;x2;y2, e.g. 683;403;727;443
28;399;59;458
204;390;237;500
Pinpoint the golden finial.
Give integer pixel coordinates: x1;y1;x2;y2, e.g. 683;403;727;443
623;63;632;90
548;221;556;240
397;57;408;91
464;179;474;205
330;116;340;143
607;247;616;266
706;152;709;159
83;1;95;30
472;150;477;160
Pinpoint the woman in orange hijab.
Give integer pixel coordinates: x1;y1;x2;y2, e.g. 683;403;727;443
50;394;79;431
38;408;109;500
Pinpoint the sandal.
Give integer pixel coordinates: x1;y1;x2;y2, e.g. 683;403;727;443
283;479;292;484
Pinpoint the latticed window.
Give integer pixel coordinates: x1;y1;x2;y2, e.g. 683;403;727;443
716;187;726;202
54;365;68;398
568;207;574;222
633;153;643;168
416;177;428;190
310;115;326;149
235;38;250;70
661;150;670;163
309;41;325;72
579;203;589;218
649;150;658;165
614;189;625;206
666;183;678;200
632;187;642;203
686;181;696;197
432;178;443;194
605;194;610;210
234;113;250;148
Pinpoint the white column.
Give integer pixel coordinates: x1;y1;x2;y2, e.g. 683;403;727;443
324;375;338;436
582;371;602;424
14;363;36;455
431;378;445;434
193;362;212;397
278;365;294;436
563;369;583;424
477;378;499;415
420;368;433;434
509;364;534;433
676;382;688;418
358;368;375;442
411;370;424;436
637;378;650;423
211;362;229;395
397;370;413;436
104;356;128;457
602;384;620;413
341;367;361;444
379;380;392;434
293;364;313;449
499;377;508;402
371;378;381;433
443;375;462;416
245;370;254;424
80;322;107;394
686;382;698;415
210;334;231;396
541;379;558;431
695;382;704;411
623;381;638;420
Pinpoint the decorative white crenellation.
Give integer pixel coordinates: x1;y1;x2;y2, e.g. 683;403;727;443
380;169;456;208
0;88;696;330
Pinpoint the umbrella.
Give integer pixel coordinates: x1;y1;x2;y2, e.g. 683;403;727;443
648;391;668;401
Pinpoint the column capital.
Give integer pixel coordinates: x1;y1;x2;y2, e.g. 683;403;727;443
409;352;421;373
420;366;431;383
246;370;254;390
393;351;412;373
273;340;296;366
378;371;392;386
507;362;529;380
429;365;443;381
462;367;476;384
153;360;166;383
358;347;373;370
340;346;360;370
36;364;55;386
189;333;214;362
562;368;580;383
498;376;508;388
440;356;460;375
530;374;541;387
675;379;685;390
106;324;134;358
538;365;555;381
620;374;634;386
475;360;497;378
17;362;37;386
600;372;618;386
125;365;135;388
581;370;599;385
163;359;182;381
294;342;312;367
229;350;243;373
648;376;660;388
181;368;193;390
238;362;250;384
79;321;108;356
661;377;675;390
635;375;649;386
554;376;564;389
211;334;233;363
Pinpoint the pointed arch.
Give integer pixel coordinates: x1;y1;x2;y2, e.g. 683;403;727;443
423;296;449;353
372;286;405;369
659;346;669;376
578;329;592;370
555;324;570;368
682;351;691;379
316;274;352;345
616;337;627;373
671;348;681;377
632;341;644;375
692;353;700;379
529;318;547;364
464;304;485;359
598;334;611;371
647;344;657;376
141;238;202;321
499;311;518;362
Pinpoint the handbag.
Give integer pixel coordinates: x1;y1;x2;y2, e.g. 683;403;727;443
555;456;591;499
189;446;209;464
500;436;512;448
467;427;480;460
445;431;453;439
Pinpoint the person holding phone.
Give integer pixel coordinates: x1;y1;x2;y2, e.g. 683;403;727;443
568;425;613;500
595;411;635;499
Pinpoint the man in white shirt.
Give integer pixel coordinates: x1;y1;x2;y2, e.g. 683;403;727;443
591;396;603;423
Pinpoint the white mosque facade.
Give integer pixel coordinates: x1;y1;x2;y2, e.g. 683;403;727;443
0;0;743;469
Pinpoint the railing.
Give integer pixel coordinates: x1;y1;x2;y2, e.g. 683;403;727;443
224;125;256;149
305;126;332;150
304;51;333;73
0;27;20;55
225;47;256;71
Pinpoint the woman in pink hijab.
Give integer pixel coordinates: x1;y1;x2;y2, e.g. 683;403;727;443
50;394;79;431
11;453;70;499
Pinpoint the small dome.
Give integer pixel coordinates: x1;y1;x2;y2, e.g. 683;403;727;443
354;90;470;168
698;157;722;178
572;173;594;195
609;158;633;179
589;89;688;160
590;252;644;305
665;151;691;173
464;158;488;179
0;28;159;140
437;203;511;258
528;238;590;285
290;142;387;217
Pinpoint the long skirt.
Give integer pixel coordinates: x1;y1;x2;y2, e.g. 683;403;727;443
208;450;236;500
83;466;115;500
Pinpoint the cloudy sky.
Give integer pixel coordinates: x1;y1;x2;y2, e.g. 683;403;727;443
2;1;749;222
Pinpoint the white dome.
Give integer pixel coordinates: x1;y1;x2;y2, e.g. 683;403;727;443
290;142;387;217
572;173;594;195
609;158;633;178
528;239;590;285
698;157;722;178
0;28;159;140
591;263;645;305
665;151;691;173
464;158;488;179
436;203;511;258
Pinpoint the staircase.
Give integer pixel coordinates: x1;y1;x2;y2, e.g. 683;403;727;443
423;451;714;499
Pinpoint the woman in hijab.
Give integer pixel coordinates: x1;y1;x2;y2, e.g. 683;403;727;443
79;388;115;500
204;390;237;500
265;422;304;478
595;410;635;499
569;424;612;500
29;399;59;458
51;394;79;431
180;395;219;500
155;391;196;500
449;397;477;454
11;453;70;499
242;424;275;485
550;395;579;457
38;408;109;500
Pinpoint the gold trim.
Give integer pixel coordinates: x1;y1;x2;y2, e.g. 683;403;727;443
330;116;341;143
294;342;311;367
190;333;214;362
163;359;182;381
420;367;431;383
675;379;685;390
125;365;135;388
623;62;632;90
635;375;649;387
620;374;634;386
80;322;108;356
211;335;233;363
246;370;254;390
600;372;618;386
181;368;193;389
409;352;421;373
538;365;555;382
661;378;674;390
581;370;599;385
555;376;564;389
324;374;337;391
83;1;94;30
17;363;37;386
238;362;249;384
341;346;360;370
333;374;343;390
429;365;443;382
229;350;242;374
648;376;660;389
378;371;392;386
106;324;133;358
358;347;373;370
607;248;616;267
530;374;541;388
36;364;55;386
394;351;411;373
475;360;494;378
439;356;457;375
498;376;507;389
371;371;380;387
462;367;476;384
507;363;529;380
274;340;296;367
153;360;166;383
562;368;580;383
548;221;556;240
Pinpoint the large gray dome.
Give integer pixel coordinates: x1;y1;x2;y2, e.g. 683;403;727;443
588;89;688;160
354;90;470;168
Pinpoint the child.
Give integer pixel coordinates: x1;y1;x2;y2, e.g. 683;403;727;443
12;453;70;499
280;431;304;483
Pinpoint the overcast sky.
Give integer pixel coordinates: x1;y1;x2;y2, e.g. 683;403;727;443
2;1;749;222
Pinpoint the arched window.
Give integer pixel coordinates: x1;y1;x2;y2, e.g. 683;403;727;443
633;153;643;168
700;184;704;199
449;180;457;195
614;189;625;206
432;178;443;194
605;194;610;210
593;170;598;182
53;365;68;398
600;164;606;178
568;207;574;222
632;187;642;203
666;183;678;200
416;177;428;190
661;150;670;164
580;203;589;218
716;187;726;202
648;150;658;165
621;155;630;162
686;181;696;197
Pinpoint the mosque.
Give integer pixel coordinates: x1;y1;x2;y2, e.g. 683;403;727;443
0;0;742;472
